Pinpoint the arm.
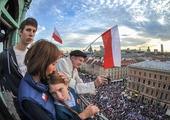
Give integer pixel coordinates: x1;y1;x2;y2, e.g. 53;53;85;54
23;100;53;120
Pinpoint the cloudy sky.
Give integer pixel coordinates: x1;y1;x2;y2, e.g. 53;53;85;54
26;0;170;52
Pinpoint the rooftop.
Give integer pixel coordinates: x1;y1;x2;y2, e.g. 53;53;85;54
129;60;170;72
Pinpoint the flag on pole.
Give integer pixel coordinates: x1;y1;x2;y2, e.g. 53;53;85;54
52;27;62;44
101;25;121;70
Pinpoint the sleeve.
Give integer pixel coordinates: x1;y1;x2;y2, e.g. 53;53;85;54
22;100;53;120
0;51;10;91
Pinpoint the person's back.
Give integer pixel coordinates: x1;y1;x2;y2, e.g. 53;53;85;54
0;17;38;120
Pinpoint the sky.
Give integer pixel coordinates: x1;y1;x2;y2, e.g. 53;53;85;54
25;0;170;52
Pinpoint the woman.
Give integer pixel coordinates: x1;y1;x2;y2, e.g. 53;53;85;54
18;39;84;120
49;71;100;120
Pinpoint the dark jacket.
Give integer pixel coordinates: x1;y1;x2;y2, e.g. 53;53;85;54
0;46;23;96
54;87;92;120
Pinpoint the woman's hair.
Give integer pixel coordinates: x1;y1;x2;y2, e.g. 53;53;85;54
25;39;60;78
48;72;67;85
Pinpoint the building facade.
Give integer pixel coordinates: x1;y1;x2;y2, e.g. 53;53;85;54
127;61;170;109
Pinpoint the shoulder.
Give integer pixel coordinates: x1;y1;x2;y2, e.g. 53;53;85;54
68;87;77;98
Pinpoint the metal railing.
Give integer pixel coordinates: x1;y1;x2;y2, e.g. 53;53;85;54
77;94;108;120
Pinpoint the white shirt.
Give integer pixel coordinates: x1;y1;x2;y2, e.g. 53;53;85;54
14;49;28;76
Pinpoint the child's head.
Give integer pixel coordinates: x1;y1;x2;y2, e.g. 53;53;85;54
48;72;69;102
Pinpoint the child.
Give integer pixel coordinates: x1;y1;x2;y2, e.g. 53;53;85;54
48;72;99;120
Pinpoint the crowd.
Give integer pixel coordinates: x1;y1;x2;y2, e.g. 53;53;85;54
79;73;170;120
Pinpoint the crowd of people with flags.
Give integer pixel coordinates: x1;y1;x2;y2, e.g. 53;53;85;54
79;73;170;120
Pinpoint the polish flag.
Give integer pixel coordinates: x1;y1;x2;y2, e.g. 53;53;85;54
52;27;62;44
101;25;121;70
42;93;48;101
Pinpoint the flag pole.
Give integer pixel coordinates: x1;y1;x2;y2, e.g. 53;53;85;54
84;35;101;51
84;25;117;51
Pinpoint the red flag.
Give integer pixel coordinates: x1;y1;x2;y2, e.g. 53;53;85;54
52;27;62;44
101;25;121;70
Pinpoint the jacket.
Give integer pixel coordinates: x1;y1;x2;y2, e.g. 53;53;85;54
18;72;56;120
0;46;23;96
56;56;96;94
54;87;92;120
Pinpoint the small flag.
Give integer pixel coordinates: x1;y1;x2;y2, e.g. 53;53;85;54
77;99;81;104
101;25;121;70
52;27;63;44
42;93;48;101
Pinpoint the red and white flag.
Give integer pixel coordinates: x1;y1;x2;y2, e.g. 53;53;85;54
101;25;121;70
42;93;48;101
52;27;62;44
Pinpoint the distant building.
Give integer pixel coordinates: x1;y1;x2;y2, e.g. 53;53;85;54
161;44;164;53
154;49;158;54
127;60;170;109
100;46;104;52
147;47;150;53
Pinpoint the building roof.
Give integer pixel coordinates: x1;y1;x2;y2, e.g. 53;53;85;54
129;60;170;72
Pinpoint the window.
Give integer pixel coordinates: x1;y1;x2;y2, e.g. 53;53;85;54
134;71;136;74
143;79;145;84
160;93;163;99
165;94;168;100
138;78;140;83
146;88;149;94
149;73;151;77
139;72;141;75
160;75;162;80
142;86;145;92
144;72;146;76
163;84;166;89
156;91;158;96
151;90;154;95
158;83;161;88
148;81;150;86
153;82;155;87
165;76;168;80
137;85;139;91
154;74;157;78
168;85;170;90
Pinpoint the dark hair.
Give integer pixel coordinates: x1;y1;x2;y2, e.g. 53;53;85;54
24;39;60;78
19;17;38;31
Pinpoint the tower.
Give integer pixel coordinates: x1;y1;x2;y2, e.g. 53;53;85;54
161;44;163;53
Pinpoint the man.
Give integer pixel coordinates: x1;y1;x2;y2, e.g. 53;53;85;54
0;17;38;120
56;50;108;94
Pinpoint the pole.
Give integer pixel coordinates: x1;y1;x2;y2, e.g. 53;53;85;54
84;35;101;51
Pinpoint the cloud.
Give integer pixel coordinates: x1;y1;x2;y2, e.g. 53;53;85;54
26;0;170;52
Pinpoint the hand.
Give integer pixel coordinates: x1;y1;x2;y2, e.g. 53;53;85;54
78;104;100;119
94;75;108;87
57;72;68;82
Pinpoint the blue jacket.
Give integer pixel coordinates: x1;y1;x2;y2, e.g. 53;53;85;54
54;87;92;120
18;72;56;120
